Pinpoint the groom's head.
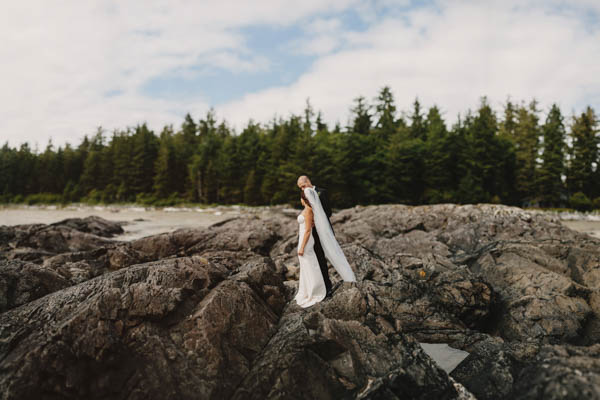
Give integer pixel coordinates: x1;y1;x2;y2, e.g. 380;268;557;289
297;175;312;190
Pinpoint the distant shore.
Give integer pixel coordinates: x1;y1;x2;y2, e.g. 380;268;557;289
560;220;600;238
2;203;600;240
0;203;297;240
0;204;236;240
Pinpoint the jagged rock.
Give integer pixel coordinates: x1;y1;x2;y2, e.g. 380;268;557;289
2;203;600;399
0;259;70;312
0;255;283;400
451;333;600;400
449;333;540;400
0;253;460;400
333;204;600;344
513;344;600;400
472;243;592;343
231;308;458;400
50;215;125;237
0;216;124;263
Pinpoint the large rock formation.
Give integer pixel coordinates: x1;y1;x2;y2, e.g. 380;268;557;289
1;204;599;399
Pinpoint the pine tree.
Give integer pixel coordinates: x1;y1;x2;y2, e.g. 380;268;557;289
130;123;159;195
423;106;453;203
0;143;18;198
567;107;599;198
182;113;197;145
37;140;61;193
513;101;540;204
110;129;134;201
221;135;242;203
350;96;372;135
190;111;227;203
498;99;517;140
409;98;426;140
153;125;177;198
462;98;509;203
237;122;266;202
374;86;397;140
80;150;106;195
538;104;566;206
18;143;38;196
244;169;262;205
80;128;110;196
386;121;425;204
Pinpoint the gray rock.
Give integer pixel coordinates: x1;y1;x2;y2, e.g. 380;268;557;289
513;344;600;400
0;216;124;263
50;215;125;237
334;204;600;344
2;203;600;399
0;259;70;312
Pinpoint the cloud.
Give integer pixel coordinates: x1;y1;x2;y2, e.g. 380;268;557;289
293;17;346;55
0;0;360;148
219;0;600;129
0;0;599;149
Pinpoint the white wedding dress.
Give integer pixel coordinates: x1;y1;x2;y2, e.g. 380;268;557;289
294;212;327;308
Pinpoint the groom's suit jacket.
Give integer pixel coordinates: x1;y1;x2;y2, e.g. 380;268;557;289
314;186;332;219
315;186;334;233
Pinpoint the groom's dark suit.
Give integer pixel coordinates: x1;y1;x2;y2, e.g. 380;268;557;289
312;186;333;294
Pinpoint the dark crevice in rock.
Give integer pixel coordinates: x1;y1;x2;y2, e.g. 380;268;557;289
209;217;240;228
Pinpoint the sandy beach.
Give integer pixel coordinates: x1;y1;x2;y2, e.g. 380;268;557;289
0;205;234;240
2;204;600;241
561;220;600;239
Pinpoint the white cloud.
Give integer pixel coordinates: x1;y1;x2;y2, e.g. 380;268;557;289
0;0;360;148
219;0;600;129
291;17;346;55
0;0;599;150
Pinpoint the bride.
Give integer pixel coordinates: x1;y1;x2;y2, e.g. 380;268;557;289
294;190;326;307
295;187;356;308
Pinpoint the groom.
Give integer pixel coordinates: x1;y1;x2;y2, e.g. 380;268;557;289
297;175;333;297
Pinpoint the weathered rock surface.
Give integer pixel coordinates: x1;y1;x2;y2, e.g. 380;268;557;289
1;204;600;399
333;204;599;345
51;215;125;237
0;216;124;264
0;259;70;312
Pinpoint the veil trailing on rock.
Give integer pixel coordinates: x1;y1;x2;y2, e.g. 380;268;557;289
304;187;356;282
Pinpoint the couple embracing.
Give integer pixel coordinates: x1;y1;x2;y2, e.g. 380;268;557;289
294;175;357;308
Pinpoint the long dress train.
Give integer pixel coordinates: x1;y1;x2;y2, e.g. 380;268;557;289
303;187;356;282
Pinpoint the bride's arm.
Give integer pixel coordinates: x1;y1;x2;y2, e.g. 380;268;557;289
298;208;314;256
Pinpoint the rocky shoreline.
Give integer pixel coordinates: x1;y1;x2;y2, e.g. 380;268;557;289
1;204;599;399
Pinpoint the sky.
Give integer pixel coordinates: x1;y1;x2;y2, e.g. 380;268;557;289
1;0;599;150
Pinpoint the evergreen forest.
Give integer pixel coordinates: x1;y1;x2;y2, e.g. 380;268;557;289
1;87;599;210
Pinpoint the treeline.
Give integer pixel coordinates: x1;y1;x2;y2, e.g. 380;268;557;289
1;87;599;210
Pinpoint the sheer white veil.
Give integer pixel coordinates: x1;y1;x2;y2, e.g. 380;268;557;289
304;187;356;282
